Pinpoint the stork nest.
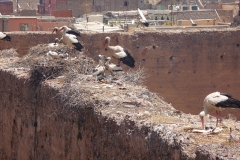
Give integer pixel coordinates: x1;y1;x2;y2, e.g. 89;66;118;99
56;72;168;121
12;44;95;86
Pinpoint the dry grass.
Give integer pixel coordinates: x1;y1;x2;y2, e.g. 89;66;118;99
0;48;18;58
57;70;153;110
150;114;185;125
116;67;148;86
0;48;20;69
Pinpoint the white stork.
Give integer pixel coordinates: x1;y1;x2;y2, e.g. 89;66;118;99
46;51;59;60
103;37;135;68
46;51;68;60
92;54;107;77
199;91;240;129
58;53;68;59
0;32;11;41
52;26;80;37
105;57;123;75
58;26;83;52
48;38;62;48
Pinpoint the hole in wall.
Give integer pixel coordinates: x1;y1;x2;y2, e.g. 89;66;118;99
77;132;82;140
237;44;240;47
220;55;223;59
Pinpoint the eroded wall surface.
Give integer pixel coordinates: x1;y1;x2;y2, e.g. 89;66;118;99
0;70;192;159
1;29;240;159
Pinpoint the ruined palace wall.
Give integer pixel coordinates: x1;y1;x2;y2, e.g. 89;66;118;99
0;70;191;159
1;29;240;159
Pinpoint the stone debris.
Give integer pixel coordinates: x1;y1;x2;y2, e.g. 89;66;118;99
192;127;223;134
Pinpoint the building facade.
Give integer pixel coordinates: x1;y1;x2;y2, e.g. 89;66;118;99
55;0;152;17
0;1;13;15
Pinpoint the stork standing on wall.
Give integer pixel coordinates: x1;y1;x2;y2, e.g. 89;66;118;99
0;32;11;41
103;36;135;68
199;91;240;129
137;8;149;27
57;26;83;53
105;57;123;75
52;26;81;37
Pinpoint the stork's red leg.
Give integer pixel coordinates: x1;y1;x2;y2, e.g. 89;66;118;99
118;60;120;66
219;111;222;123
216;110;219;127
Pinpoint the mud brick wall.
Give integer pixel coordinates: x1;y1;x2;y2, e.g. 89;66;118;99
1;29;240;159
0;70;193;159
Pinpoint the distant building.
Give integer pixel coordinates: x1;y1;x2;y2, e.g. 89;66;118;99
12;0;39;13
38;0;56;15
56;0;152;17
92;0;151;12
52;9;72;17
177;9;233;26
19;10;37;16
0;1;13;15
0;15;74;31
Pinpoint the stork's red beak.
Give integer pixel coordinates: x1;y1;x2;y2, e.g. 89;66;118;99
52;29;55;34
57;27;63;33
102;39;107;49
